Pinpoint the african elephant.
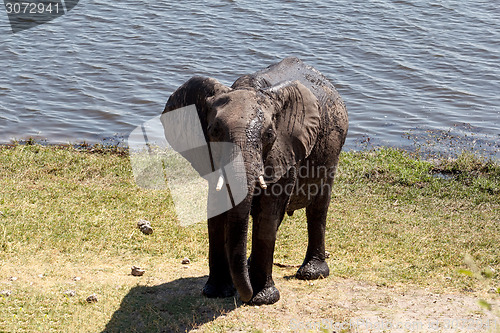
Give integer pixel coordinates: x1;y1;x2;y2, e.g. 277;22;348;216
161;57;348;305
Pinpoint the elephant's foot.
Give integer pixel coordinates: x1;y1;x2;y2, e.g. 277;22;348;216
247;285;280;306
296;259;329;280
202;281;235;298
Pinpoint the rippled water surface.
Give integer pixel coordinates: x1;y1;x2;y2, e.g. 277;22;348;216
1;1;499;157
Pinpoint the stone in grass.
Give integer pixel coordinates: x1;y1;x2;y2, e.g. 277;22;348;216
137;219;153;235
86;294;98;303
64;290;76;297
0;290;12;297
131;266;145;276
181;258;191;265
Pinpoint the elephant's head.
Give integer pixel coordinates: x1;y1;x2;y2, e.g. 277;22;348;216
161;76;321;301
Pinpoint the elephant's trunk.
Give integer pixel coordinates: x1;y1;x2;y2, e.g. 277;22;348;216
224;193;253;302
220;142;264;303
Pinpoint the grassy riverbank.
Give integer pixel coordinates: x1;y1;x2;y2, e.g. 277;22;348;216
0;143;499;332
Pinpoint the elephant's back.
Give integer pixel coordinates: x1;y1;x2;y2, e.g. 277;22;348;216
235;58;338;101
255;57;339;101
233;57;348;137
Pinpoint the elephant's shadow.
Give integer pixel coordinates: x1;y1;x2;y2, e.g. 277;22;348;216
102;276;240;333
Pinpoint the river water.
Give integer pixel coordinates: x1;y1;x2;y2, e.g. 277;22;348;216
1;1;499;158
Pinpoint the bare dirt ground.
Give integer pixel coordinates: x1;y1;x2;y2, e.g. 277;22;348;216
277;275;498;333
213;266;500;332
1;259;498;332
127;262;500;332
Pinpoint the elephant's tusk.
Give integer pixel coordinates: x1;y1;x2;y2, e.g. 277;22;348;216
216;174;224;191
258;175;267;189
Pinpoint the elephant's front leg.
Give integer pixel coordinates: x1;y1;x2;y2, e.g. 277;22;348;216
203;213;235;298
296;177;333;280
248;183;290;305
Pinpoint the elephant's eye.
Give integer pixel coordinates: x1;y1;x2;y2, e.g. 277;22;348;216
264;128;276;141
207;121;222;139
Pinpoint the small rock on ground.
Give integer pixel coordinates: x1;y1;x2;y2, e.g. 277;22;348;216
64;290;76;297
131;266;145;276
137;219;153;235
0;290;12;297
181;258;191;265
86;294;98;303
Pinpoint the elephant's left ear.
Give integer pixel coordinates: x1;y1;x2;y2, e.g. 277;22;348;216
263;81;321;182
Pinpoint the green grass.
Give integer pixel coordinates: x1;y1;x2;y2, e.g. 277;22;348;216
0;144;207;261
0;144;499;332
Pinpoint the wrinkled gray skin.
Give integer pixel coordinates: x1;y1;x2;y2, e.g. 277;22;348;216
162;57;348;305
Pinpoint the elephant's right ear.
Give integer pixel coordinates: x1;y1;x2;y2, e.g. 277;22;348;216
262;81;321;182
163;76;231;133
161;77;231;176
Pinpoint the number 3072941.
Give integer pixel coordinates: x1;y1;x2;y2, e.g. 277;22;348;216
5;2;60;14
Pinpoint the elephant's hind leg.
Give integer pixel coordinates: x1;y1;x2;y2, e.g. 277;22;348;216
296;179;332;280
